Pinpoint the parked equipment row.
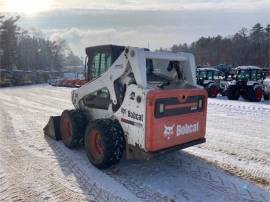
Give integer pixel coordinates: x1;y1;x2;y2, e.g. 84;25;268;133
0;69;61;87
197;66;270;101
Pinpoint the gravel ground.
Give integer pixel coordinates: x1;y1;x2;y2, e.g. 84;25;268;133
0;85;269;202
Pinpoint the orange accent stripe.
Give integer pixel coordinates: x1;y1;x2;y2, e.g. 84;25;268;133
165;102;197;110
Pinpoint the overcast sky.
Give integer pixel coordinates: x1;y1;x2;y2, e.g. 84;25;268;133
1;0;270;56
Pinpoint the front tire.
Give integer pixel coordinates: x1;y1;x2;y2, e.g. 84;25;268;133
207;84;219;98
227;85;240;100
84;119;125;169
60;110;87;149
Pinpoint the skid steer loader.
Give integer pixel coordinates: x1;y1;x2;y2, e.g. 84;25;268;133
44;45;208;169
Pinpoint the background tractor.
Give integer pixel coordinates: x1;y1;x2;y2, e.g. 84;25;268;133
196;67;227;98
226;66;269;102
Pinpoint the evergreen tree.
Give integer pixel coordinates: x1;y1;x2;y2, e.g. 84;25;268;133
0;16;20;70
170;23;270;68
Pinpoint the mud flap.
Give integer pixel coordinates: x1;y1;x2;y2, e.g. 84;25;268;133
43;116;62;140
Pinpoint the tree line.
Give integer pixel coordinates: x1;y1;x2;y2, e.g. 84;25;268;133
170;23;270;68
0;15;81;72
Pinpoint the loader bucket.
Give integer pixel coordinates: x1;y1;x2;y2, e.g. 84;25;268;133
43;116;62;140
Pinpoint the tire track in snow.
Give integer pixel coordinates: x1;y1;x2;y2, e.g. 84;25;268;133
115;152;270;202
0;105;60;202
105;168;172;201
208;100;270;120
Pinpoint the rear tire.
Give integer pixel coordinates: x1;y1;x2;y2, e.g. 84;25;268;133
84;119;125;169
60;110;87;149
207;84;219;98
227;85;240;100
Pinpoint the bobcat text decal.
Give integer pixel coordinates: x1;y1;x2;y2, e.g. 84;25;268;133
128;110;143;122
163;123;199;139
176;123;199;136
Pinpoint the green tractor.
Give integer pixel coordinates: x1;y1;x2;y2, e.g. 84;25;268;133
226;66;269;102
197;67;227;98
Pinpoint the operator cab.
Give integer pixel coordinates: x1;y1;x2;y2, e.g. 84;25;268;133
85;45;195;90
85;45;125;81
196;67;224;86
234;66;264;82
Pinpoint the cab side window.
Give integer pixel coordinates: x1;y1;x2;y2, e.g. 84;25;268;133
213;71;219;80
238;70;249;80
100;53;112;75
199;71;207;80
256;70;263;80
251;70;257;80
207;71;213;80
91;53;101;79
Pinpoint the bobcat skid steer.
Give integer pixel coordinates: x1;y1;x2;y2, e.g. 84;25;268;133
44;45;208;169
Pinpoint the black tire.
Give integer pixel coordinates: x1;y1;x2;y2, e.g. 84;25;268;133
221;87;227;96
264;92;270;101
227;85;240;100
241;89;249;100
60;110;87;149
207;84;219;98
84;119;125;169
247;86;263;102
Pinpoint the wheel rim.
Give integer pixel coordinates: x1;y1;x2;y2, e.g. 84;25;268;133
63;116;72;143
88;130;103;159
255;88;262;100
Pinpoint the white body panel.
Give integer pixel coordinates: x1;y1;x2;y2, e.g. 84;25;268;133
114;85;147;149
247;80;261;86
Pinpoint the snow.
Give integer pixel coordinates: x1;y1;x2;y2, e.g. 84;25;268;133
0;85;269;202
187;97;270;188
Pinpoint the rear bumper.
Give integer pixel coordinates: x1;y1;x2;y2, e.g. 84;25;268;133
151;138;206;154
126;138;206;160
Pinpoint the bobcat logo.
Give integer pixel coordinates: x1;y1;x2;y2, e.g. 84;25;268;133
163;125;175;140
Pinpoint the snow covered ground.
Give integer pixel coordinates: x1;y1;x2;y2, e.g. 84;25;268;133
0;85;269;202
